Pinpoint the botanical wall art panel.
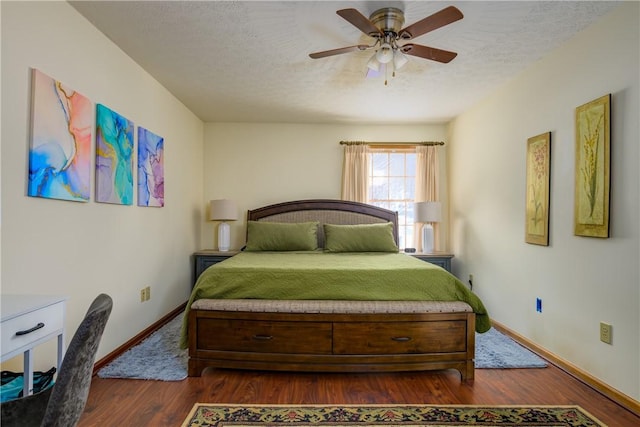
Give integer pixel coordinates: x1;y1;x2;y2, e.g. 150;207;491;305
28;69;92;202
137;127;165;207
574;94;610;238
525;132;551;246
95;104;134;205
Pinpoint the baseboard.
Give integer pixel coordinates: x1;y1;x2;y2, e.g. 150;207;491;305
491;321;640;417
92;302;186;374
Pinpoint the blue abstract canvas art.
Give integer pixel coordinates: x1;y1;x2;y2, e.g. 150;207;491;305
95;104;134;205
28;69;92;202
137;127;164;207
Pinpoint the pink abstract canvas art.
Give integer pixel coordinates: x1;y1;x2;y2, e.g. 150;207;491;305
28;69;92;202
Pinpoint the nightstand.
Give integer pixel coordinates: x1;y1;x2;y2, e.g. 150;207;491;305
410;252;454;273
193;250;240;287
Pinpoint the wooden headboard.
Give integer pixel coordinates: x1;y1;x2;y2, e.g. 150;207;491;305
247;199;399;248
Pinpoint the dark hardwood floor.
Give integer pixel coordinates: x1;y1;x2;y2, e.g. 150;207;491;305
79;363;639;426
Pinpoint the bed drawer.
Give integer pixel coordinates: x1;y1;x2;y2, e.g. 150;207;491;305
333;321;467;354
197;318;332;354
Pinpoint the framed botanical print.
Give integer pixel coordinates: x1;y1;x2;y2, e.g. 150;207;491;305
525;132;551;245
574;94;610;238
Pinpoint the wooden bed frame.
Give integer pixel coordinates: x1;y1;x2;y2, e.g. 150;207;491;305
188;199;476;381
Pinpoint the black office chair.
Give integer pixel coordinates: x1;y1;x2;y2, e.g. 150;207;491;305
1;294;113;427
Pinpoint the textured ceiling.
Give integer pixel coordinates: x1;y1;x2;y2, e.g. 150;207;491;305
69;1;619;124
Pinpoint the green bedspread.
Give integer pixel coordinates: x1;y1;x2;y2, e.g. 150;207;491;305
180;252;490;348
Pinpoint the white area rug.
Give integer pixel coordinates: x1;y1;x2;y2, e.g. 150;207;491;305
475;327;547;368
97;314;187;381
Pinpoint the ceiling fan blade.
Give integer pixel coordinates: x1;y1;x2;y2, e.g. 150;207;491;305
399;6;463;40
401;44;458;63
309;45;370;59
337;8;383;37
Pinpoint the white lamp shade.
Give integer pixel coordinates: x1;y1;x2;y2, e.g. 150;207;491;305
209;199;238;221
367;53;380;72
376;43;394;64
393;50;409;70
415;201;442;223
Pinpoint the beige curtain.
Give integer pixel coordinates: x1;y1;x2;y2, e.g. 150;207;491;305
415;145;440;251
341;144;369;203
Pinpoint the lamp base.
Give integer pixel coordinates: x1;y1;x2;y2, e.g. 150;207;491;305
217;222;230;252
422;223;434;253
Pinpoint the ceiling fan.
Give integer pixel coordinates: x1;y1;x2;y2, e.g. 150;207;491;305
309;6;463;82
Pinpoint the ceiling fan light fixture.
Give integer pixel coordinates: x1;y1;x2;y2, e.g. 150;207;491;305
310;5;463;84
367;53;380;71
393;50;409;70
375;43;394;64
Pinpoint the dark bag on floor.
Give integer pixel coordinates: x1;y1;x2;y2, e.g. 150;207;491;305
0;367;56;402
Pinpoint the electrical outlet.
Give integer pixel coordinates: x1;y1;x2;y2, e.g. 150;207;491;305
140;286;151;302
600;322;612;344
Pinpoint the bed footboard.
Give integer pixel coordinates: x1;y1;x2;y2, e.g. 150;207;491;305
188;300;475;381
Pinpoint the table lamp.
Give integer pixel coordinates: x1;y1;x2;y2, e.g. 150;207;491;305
415;201;441;253
209;199;238;251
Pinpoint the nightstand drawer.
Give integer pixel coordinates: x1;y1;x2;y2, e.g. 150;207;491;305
424;258;449;270
193;250;239;287
411;253;454;273
196;256;229;275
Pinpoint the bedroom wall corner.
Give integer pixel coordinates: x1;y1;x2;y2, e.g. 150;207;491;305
447;2;639;400
0;1;204;369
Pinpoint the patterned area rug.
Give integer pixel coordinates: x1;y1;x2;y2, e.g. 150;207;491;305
181;404;605;427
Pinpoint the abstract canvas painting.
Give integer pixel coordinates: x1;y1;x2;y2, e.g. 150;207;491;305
95;104;134;205
137;127;165;207
28;69;92;202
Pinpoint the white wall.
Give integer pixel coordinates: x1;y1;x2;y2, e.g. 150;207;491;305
1;1;204;367
202;123;449;251
448;3;639;400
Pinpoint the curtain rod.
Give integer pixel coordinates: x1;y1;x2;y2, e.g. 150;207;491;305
339;140;445;146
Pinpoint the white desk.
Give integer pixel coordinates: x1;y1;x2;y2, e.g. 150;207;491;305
1;295;67;397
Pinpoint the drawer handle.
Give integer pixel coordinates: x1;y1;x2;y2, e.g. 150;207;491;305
252;334;273;341
15;322;45;336
391;336;412;342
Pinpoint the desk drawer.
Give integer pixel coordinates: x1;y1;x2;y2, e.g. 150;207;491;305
1;301;65;357
197;318;332;354
333;321;467;354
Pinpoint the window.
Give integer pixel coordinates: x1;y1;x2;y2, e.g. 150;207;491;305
368;148;416;250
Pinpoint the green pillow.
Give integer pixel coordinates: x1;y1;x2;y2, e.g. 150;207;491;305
245;221;319;251
323;222;398;252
